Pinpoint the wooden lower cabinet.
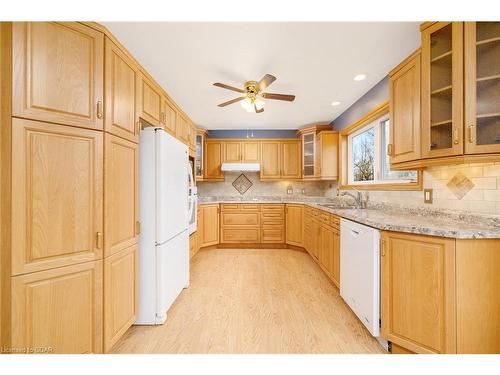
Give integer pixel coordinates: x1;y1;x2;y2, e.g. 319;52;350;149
381;231;456;354
221;228;260;243
198;204;219;247
11;260;103;353
189;232;198;259
103;244;137;352
318;224;341;288
285;204;303;246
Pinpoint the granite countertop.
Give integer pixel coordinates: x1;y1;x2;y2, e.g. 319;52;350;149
198;196;500;239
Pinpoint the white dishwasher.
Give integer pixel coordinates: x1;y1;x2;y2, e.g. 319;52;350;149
340;218;381;337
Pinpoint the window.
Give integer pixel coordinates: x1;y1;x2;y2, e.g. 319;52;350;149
347;113;417;185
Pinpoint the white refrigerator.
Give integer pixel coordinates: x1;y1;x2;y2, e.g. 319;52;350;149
136;127;190;325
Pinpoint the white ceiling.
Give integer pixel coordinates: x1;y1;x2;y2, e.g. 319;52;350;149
103;22;420;130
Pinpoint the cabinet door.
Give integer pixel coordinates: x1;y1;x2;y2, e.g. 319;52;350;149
310;219;321;260
260;142;281;179
242;141;260;163
11;118;103;276
176;114;189;144
381;231;456;354
204;141;223;180
138;74;161;126
464;22;500;154
421;22;464;158
332;229;340;287
302;133;316;177
104;244;138;352
282;141;301;179
318;132;339;179
104;134;139;258
195;133;204;179
319;225;334;277
285;204;303;246
223;141;242;162
104;38;139;143
13;22;104;130
163;99;177;135
389;51;421;163
201;205;219;246
11;260;103;353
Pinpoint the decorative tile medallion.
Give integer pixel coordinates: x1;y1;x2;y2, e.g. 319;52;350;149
447;172;475;200
232;173;253;195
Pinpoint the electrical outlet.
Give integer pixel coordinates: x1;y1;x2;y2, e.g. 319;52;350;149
424;188;433;204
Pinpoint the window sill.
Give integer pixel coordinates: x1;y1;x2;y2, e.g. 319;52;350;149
339;172;423;191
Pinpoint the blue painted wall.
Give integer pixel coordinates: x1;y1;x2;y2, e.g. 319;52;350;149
330;76;389;131
207;129;299;139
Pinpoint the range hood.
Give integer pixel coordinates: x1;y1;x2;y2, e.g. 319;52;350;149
221;163;260;172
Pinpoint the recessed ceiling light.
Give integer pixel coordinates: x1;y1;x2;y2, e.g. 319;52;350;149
331;101;341;106
353;74;367;81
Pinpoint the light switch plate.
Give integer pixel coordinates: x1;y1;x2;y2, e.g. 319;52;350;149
424;188;433;204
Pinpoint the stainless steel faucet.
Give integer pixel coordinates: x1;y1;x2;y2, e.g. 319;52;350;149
338;189;367;209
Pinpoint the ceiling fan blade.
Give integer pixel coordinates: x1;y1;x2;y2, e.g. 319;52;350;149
262;92;295;101
218;97;245;107
257;74;276;90
254;104;264;114
213;82;245;93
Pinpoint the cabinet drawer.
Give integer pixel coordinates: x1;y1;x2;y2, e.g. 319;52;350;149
312;209;320;218
261;212;284;219
261;204;285;212
220;204;239;211
241;204;260;211
330;215;340;228
221;228;260;243
261;220;285;227
320;212;330;224
261;228;285;243
221;212;259;226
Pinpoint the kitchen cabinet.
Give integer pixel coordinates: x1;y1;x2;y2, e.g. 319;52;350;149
381;231;457;354
199;204;219;247
260;140;301;180
204;140;224;180
242;141;261;163
421;22;464;158
104;134;139;258
189;122;197;151
161;98;177;136
389;50;421;164
285;204;303;246
281;140;302;179
297;125;334;179
11;260;103;353
220;204;261;244
103;244;138;352
176;113;190;145
316;131;339;179
104;37;140;143
260;204;285;244
12;22;104;130
138;73;162;126
223;141;242;162
189;232;198;259
195;129;207;180
11;118;103;276
222;140;261;163
319;225;335;278
464;22;500;154
332;229;340;287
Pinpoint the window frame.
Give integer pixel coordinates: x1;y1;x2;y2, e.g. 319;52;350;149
339;102;422;191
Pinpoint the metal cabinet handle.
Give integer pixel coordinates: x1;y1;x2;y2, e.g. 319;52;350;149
96;101;103;119
387;143;393;156
453;128;459;145
96;232;103;249
136;221;141;235
468;124;475;143
381;239;386;257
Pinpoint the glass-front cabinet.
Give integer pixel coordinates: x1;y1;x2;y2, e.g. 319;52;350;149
195;129;207;180
421;22;463;158
302;132;316;178
464;22;500;154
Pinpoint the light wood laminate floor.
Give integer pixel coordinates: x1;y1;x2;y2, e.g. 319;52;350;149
112;248;385;354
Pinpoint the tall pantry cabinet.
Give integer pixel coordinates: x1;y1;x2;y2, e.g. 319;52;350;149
1;22;140;354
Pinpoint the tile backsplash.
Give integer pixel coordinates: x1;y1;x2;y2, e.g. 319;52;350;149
364;162;500;216
197;172;336;198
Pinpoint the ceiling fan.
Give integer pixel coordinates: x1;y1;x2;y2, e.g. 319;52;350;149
213;74;295;114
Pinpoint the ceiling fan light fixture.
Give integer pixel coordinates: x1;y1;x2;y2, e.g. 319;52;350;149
255;97;265;111
241;97;254;112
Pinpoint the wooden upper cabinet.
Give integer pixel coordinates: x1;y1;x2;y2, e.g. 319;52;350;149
176;113;190;145
104;244;138;352
464;22;500;154
301;131;316;178
104;134;139;258
12;22;104;130
195;130;207;180
138;73;162;126
223;141;242;162
204;140;223;180
11;260;103;353
317;131;338;179
104;37;139;143
281;140;301;179
242;141;260;163
189;122;197;150
11;118;103;276
161;98;177;135
389;50;421;164
421;22;464;158
381;231;456;354
260;141;281;179
285;204;303;246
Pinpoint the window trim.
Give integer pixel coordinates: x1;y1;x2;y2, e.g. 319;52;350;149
338;101;423;191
